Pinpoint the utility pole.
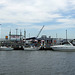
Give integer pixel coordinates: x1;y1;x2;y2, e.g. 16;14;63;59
0;24;1;37
24;29;26;39
66;30;67;42
29;33;30;38
0;24;1;46
9;29;11;41
16;29;18;42
20;29;22;41
56;33;57;38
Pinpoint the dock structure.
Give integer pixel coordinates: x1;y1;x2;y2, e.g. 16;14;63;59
0;34;64;50
0;29;26;50
1;29;74;50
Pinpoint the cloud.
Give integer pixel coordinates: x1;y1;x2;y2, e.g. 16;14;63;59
44;24;75;30
0;0;75;38
0;0;69;24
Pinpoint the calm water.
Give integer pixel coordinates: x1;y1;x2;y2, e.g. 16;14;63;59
0;50;75;75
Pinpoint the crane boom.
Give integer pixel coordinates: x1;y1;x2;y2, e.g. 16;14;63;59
37;25;44;38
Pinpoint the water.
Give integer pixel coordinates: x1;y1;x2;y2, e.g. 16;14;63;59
0;50;75;75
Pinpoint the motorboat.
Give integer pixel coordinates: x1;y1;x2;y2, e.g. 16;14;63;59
50;41;75;51
0;46;13;51
23;46;41;51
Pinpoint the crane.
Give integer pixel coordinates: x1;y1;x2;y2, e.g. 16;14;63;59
25;25;44;40
37;25;44;38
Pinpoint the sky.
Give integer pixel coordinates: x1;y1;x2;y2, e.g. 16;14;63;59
0;0;75;39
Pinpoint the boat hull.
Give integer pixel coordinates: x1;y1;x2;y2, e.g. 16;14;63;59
23;46;40;51
0;47;13;51
51;45;75;51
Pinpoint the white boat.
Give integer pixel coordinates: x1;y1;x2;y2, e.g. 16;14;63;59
23;46;40;51
0;46;13;51
50;41;75;51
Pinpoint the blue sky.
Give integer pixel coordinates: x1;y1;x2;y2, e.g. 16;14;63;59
0;0;75;39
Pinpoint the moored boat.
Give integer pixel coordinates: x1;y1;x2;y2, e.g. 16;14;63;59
50;41;75;51
0;46;13;51
23;46;41;51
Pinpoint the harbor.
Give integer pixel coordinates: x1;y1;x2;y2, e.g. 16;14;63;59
0;28;75;51
0;0;75;75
